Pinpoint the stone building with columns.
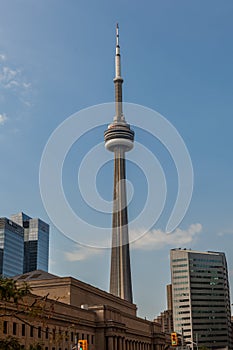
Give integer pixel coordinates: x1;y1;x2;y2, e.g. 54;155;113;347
0;270;172;350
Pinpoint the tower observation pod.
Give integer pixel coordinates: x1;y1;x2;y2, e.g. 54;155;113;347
104;24;134;303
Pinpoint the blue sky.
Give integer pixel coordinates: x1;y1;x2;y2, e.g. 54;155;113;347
1;0;233;319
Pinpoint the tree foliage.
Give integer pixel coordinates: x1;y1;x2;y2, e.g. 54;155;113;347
0;277;31;303
0;277;74;349
28;343;43;350
0;336;21;350
0;337;44;350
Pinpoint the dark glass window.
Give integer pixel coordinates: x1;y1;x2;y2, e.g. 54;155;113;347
38;326;41;338
46;327;49;339
30;326;34;337
22;324;25;337
3;321;8;334
13;322;17;335
65;330;68;341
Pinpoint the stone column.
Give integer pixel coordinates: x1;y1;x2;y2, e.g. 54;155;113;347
122;337;126;350
108;337;114;350
119;337;125;350
114;336;118;350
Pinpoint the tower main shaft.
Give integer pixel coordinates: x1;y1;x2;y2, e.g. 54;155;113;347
104;24;134;303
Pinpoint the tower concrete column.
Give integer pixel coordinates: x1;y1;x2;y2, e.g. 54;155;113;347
104;24;134;303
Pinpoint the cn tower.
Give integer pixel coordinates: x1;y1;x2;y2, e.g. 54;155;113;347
104;24;134;303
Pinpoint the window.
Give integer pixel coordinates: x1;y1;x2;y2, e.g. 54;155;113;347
38;326;41;338
13;322;17;335
172;258;187;262
92;335;95;344
3;321;8;334
173;270;188;273
30;326;34;337
45;327;49;339
65;330;68;341
71;332;74;342
22;324;25;337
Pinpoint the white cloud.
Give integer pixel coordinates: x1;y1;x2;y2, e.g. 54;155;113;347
0;113;8;125
0;54;6;61
63;223;202;262
131;223;202;250
22;82;31;89
0;58;32;113
217;229;233;236
0;66;20;88
64;246;103;262
0;64;31;92
5;80;20;89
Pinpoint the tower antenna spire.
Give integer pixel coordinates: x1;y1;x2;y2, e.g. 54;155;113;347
114;23;124;122
116;22;119;47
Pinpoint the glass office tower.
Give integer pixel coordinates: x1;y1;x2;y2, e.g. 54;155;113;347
11;213;49;273
170;248;232;349
0;218;24;276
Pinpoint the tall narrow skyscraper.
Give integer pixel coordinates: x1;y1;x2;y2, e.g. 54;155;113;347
104;24;134;303
0;212;49;277
11;212;49;273
0;217;24;277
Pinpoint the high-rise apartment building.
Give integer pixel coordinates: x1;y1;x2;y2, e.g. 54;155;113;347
170;248;232;349
0;218;24;276
11;212;49;273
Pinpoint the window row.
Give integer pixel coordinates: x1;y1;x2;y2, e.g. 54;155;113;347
2;321;95;344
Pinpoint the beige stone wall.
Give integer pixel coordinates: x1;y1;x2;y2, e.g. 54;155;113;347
0;295;96;350
0;294;169;350
28;277;137;316
8;275;172;350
